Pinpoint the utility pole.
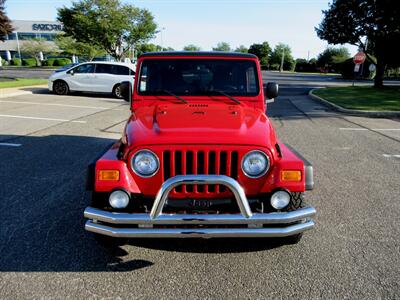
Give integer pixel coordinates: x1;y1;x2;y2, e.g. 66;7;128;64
16;32;22;59
307;50;310;62
280;49;285;72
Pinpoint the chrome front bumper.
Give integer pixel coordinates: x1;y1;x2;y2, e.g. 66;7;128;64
84;175;316;238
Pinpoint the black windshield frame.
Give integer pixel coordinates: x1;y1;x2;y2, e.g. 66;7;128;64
137;59;260;97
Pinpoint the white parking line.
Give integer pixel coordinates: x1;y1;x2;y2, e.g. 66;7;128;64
383;154;400;158
0;114;86;123
0;142;22;147
340;128;400;131
0;100;110;110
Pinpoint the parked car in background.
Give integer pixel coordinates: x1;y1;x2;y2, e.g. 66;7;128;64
48;61;135;99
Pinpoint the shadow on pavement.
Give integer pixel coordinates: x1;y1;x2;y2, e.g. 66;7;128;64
0;134;152;272
21;87;120;100
127;238;287;254
0;133;289;272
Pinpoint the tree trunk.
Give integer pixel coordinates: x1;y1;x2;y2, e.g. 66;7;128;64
374;59;385;88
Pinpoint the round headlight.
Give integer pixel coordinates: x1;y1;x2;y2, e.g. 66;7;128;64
241;150;270;178
109;190;130;209
131;150;159;177
270;190;291;210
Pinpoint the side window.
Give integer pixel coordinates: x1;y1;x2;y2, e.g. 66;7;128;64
114;65;130;75
95;64;112;74
74;64;94;74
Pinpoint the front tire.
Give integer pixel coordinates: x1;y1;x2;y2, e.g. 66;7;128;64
53;80;69;95
113;84;123;99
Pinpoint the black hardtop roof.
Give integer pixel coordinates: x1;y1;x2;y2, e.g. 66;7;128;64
139;51;257;59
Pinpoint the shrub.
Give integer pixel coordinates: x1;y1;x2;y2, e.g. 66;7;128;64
339;58;372;79
22;58;37;67
1;58;7;66
10;58;22;66
53;58;72;66
42;58;57;66
295;59;318;73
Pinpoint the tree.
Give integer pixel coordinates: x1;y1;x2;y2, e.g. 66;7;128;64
58;0;157;61
269;43;295;71
212;42;231;52
295;58;318;73
248;42;271;69
55;34;105;61
20;39;57;66
317;47;350;73
183;44;201;51
135;43;173;56
316;0;400;88
234;45;248;53
0;0;13;42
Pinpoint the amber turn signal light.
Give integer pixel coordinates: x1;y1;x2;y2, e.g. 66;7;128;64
281;170;301;181
98;170;120;181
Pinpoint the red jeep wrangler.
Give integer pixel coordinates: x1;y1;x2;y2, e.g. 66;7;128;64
85;52;315;244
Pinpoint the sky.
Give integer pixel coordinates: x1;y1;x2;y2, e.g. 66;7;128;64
4;0;358;59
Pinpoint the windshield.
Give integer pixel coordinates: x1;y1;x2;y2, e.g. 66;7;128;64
138;59;259;96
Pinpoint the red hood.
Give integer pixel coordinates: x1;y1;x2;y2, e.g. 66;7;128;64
125;102;277;148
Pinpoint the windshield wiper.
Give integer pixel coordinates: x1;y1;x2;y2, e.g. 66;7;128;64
160;89;188;104
213;90;241;104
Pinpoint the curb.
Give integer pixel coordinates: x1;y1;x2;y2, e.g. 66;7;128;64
308;88;400;118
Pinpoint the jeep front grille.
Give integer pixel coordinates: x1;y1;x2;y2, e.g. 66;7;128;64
162;150;239;196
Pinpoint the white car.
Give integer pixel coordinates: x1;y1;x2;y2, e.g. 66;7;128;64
48;61;135;99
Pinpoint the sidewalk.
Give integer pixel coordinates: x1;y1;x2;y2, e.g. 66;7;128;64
0;85;48;98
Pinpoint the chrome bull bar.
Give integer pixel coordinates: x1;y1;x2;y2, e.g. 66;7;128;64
84;175;316;238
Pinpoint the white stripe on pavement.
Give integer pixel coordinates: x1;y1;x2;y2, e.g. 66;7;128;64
0;142;22;147
0;100;111;110
340;128;400;131
0;114;86;123
383;154;400;158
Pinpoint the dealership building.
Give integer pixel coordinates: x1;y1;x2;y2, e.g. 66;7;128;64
0;20;63;60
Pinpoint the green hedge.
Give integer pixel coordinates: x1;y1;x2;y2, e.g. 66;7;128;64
54;58;72;66
22;58;37;67
42;58;57;66
43;57;72;67
10;58;22;66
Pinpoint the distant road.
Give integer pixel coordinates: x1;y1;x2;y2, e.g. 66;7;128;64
0;67;54;79
263;71;400;96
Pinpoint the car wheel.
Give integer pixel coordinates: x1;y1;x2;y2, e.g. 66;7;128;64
113;84;123;99
53;80;69;95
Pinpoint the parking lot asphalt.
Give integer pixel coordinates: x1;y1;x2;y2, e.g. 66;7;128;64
0;74;399;299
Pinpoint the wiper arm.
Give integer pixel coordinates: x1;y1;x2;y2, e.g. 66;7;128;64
213;90;241;104
160;89;188;104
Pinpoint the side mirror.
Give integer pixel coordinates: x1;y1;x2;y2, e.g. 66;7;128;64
264;82;279;100
68;69;74;75
120;81;133;102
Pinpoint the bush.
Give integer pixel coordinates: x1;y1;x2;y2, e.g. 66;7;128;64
339;58;372;79
22;58;37;67
1;58;7;66
10;58;22;66
295;59;318;73
42;58;57;66
53;58;72;66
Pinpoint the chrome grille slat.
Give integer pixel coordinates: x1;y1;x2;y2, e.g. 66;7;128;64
162;148;239;196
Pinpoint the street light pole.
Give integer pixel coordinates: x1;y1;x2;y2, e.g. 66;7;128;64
16;32;22;59
280;49;285;72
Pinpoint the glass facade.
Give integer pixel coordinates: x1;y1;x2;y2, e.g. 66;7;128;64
5;32;57;41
